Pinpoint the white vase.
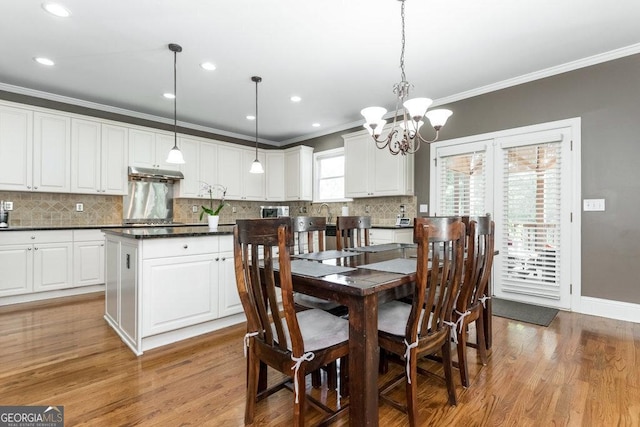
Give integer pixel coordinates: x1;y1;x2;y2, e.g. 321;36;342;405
207;215;220;229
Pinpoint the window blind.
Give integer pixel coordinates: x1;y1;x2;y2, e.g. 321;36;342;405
438;151;486;216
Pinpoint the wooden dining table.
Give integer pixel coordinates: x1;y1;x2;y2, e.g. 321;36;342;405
287;244;421;427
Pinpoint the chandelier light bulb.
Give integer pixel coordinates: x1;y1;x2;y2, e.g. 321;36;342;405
425;109;453;129
403;97;433;120
361;107;387;125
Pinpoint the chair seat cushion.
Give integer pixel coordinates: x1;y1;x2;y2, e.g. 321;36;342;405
273;309;349;352
378;300;428;337
294;293;342;311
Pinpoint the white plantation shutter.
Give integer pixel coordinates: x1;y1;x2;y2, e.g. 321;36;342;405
439;151;487;216
499;140;563;299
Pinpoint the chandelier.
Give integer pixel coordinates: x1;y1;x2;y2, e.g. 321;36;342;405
361;0;452;155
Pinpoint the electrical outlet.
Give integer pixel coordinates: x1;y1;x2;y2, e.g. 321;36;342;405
583;199;605;211
419;204;428;213
4;201;13;211
232;206;237;213
365;205;370;213
192;205;198;213
75;203;84;212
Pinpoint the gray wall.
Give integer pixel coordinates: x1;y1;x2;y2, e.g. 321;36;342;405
298;53;640;305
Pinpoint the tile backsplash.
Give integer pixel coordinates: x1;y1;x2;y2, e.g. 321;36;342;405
0;191;416;227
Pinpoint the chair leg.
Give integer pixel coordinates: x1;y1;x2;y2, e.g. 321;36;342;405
379;348;389;374
484;296;492;349
442;339;457;406
405;348;419;427
339;356;349;397
326;361;338;390
245;352;259;424
311;369;322;388
293;367;306;427
477;312;488;365
457;322;470;388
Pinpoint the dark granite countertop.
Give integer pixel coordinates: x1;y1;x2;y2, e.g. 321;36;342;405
102;225;235;239
0;223;210;232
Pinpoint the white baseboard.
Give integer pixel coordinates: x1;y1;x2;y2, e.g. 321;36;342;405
0;285;104;307
578;296;640;324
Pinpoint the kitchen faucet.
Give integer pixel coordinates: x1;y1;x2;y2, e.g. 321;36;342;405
316;203;333;223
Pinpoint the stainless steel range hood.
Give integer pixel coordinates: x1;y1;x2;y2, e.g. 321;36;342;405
128;166;184;180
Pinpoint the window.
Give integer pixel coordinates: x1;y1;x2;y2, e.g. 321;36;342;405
314;148;347;201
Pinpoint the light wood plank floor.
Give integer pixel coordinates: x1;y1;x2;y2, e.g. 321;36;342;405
1;293;639;426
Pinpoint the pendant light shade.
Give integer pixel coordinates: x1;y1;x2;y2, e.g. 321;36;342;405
249;76;264;174
166;43;185;164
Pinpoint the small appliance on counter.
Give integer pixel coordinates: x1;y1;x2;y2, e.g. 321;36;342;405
260;206;290;218
395;217;412;227
0;200;8;228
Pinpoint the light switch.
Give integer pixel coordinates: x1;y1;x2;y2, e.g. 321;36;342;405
583;199;605;211
76;203;84;212
419;204;428;213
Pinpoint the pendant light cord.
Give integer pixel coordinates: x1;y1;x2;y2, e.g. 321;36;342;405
255;78;259;157
173;49;178;148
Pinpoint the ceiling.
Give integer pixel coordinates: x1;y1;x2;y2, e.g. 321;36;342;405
2;1;640;146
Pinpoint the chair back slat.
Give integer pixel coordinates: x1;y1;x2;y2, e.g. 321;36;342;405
459;215;495;313
292;216;326;254
336;216;371;250
411;217;465;342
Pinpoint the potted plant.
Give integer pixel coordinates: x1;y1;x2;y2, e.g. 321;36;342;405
199;182;227;228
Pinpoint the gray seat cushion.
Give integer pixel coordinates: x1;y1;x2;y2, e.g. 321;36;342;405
272;308;349;352
378;300;429;337
294;293;342;311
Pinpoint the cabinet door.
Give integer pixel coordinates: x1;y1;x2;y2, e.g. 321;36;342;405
217;145;243;200
218;234;242;317
120;243;138;344
71;118;101;194
176;137;200;198
0;105;32;191
266;151;285;201
33;112;71;193
142;254;218;336
344;135;371;197
128;128;156;168
0;244;33;297
284;147;313;201
243;149;266;200
73;240;105;286
33;242;73;292
105;239;119;324
101;124;128;195
199;142;218;192
372;147;405;196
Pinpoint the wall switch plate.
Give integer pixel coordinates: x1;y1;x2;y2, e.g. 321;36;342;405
232;206;237;213
75;203;84;212
192;205;198;213
4;201;13;211
583;198;605;211
419;204;428;213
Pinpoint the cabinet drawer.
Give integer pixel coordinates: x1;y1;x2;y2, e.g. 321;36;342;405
1;230;73;245
73;229;105;242
142;236;219;259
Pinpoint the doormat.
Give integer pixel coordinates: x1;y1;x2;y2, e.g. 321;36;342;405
492;298;558;327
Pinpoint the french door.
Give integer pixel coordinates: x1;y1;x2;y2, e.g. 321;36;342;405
430;119;580;310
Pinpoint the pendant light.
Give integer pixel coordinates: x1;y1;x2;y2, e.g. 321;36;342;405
166;43;185;164
249;76;264;174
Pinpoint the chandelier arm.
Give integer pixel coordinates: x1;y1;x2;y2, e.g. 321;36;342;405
414;128;441;145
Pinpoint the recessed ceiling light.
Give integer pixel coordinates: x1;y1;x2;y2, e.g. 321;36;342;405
312;123;321;128
246;115;256;121
42;3;71;17
163;93;175;99
200;62;216;71
290;96;302;103
34;57;55;66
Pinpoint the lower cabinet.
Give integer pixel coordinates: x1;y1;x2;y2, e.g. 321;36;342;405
369;228;414;245
105;232;244;355
73;230;105;287
0;230;73;298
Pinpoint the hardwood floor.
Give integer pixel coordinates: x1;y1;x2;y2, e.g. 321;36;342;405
1;293;639;426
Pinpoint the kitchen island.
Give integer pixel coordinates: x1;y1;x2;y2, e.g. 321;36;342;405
103;225;244;355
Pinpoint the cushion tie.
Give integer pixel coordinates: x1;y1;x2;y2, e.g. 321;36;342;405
403;339;419;384
243;331;260;358
479;294;491;308
291;352;315;403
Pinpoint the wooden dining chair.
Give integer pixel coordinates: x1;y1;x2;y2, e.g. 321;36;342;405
233;218;350;426
454;215;495;387
376;216;465;426
335;215;371;250
290;216;346;391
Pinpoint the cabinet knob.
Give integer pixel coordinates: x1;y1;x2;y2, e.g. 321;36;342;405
183;244;188;249
34;186;38;189
34;247;39;250
31;236;36;240
28;247;32;251
215;257;220;261
27;185;31;189
221;257;226;261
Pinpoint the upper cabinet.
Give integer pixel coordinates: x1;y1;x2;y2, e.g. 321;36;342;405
284;146;313;201
217;144;266;201
128;128;180;171
344;131;414;198
176;137;218;199
265;151;285;201
0;104;33;191
71;119;128;195
33;112;72;193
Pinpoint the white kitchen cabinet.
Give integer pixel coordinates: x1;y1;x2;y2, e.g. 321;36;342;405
284;145;313;201
218;144;266;201
71;119;128;195
33;112;72;193
105;238;138;347
369;228;414;245
344;131;414;198
266;151;285;201
176;137;218;199
0;104;33;191
128;128;179;171
0;231;73;297
73;230;105;287
217;236;242;317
